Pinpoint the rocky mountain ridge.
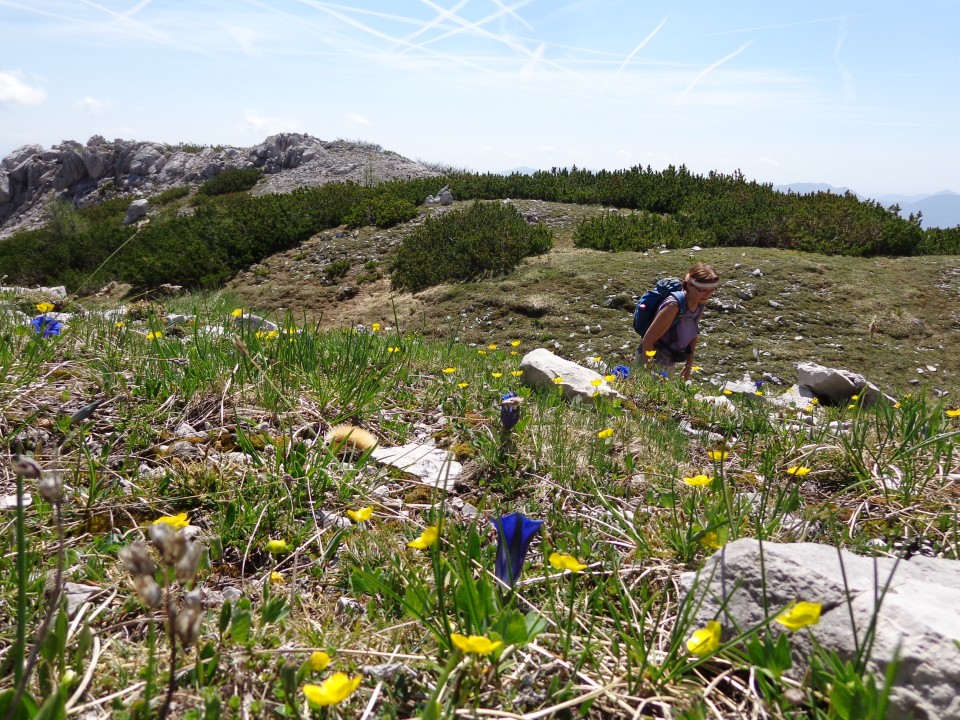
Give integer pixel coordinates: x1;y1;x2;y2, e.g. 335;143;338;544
0;133;442;238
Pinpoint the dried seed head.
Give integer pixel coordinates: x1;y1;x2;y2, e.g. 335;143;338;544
37;474;61;503
149;522;184;565
173;590;205;646
132;574;163;609
12;455;42;480
175;541;204;584
119;544;156;579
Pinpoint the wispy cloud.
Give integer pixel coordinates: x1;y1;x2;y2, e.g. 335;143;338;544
707;16;851;36
679;41;754;99
242;109;301;135
518;43;545;78
614;16;667;76
346;112;370;126
227;25;262;57
75;96;110;114
834;25;855;102
0;71;46;105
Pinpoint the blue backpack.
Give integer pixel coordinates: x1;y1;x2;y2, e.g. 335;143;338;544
633;277;686;336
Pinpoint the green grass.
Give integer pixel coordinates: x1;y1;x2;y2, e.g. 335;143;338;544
1;291;957;718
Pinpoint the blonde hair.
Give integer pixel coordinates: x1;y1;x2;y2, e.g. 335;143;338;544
684;262;719;289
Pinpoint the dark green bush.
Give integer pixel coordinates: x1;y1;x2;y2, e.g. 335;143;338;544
197;168;263;197
151;186;190;205
326;260;350;278
390;201;552;292
344;193;418;228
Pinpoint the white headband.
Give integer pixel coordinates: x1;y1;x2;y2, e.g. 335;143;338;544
687;277;719;290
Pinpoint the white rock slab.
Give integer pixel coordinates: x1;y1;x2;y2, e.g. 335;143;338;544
371;443;462;488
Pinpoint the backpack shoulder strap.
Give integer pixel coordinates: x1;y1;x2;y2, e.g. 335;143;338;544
668;290;686;326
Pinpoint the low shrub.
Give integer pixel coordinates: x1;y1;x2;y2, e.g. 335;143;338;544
151;186;191;206
344;193;418;228
197;168;263;197
390;201;552;292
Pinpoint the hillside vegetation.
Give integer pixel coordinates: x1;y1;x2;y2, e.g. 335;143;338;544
2;166;959;295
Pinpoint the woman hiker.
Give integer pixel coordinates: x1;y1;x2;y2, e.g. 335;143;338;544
634;262;720;381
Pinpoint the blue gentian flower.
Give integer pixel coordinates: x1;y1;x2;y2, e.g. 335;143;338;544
613;365;630;379
29;316;63;338
754;380;764;389
500;392;521;432
493;512;542;588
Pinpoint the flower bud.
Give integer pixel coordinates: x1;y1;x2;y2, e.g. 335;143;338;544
173;590;204;646
37;474;61;503
175;541;204;584
133;574;162;608
149;522;182;565
119;543;156;578
12;455;42;480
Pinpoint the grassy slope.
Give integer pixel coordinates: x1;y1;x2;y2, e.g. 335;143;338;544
226;199;960;398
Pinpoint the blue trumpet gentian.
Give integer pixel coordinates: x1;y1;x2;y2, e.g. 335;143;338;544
30;316;63;338
500;392;521;432
613;365;630;379
493;512;542;588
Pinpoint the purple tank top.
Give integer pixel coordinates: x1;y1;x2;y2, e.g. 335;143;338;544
654;294;701;359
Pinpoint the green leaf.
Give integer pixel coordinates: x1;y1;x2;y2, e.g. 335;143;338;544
0;689;39;720
492;609;529;646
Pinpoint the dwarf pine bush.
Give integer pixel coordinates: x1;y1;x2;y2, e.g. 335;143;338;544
197;168;263;196
390;200;552;292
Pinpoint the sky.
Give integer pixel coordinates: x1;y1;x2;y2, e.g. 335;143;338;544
1;0;958;199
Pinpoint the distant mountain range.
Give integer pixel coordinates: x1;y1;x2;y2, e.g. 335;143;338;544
773;184;960;229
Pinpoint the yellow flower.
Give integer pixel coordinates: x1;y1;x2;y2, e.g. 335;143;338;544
371;323;381;332
686;620;721;656
407;525;439;549
682;474;713;487
309;651;331;672
591;378;603;387
231;308;244;317
707;450;729;462
491;372;503;378
457;382;469;388
604;374;616;382
894;402;901;409
488;343;498;350
511;340;521;347
691;365;702;372
270;571;285;584
115;321;124;328
510;351;518;356
786;466;811;476
754;391;763;396
701;531;723;549
723;389;733;395
36;302;55;313
347;507;373;523
597;428;613;439
552;376;564;385
804;404;814;412
591;356;602;362
510;370;523;377
153;512;190;530
302;673;362;707
775;601;822;631
477;349;487;355
851;394;859;400
645;350;657;358
451;633;502;655
387;346;399;353
442;367;456;374
146;330;162;340
549;552;587;573
847;404;855;409
947;409;960;418
266;539;289;554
